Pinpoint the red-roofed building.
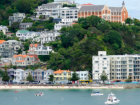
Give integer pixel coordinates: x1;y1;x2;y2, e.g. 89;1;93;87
11;53;40;66
82;3;94;6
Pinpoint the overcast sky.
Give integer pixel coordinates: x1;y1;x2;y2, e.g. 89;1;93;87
76;0;140;19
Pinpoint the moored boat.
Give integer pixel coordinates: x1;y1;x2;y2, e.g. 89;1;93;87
35;92;44;96
105;92;120;105
91;92;103;96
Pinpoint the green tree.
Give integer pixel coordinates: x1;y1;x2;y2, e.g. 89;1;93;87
100;70;108;83
24;42;30;51
11;22;20;32
0;70;4;77
49;75;54;82
125;18;133;25
125;76;132;82
2;70;10;82
97;22;112;32
26;73;34;82
38;55;50;62
70;69;79;83
18;48;22;54
48;17;54;23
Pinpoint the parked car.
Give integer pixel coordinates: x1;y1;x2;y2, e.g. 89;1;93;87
19;82;25;84
32;81;39;84
67;82;72;84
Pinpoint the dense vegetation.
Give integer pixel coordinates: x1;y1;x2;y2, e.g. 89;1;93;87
0;0;54;26
39;16;140;73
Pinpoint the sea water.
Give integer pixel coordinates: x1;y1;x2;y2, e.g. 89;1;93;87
0;89;140;105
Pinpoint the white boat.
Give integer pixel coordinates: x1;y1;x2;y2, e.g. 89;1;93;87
35;92;44;96
105;92;120;105
91;92;103;96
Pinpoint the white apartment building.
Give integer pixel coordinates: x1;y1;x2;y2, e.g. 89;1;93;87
0;25;8;34
16;30;40;40
54;22;71;30
71;71;89;80
92;51;110;81
9;13;26;26
93;51;140;82
33;31;60;44
60;7;79;24
13;69;24;83
36;3;62;18
44;69;54;81
28;44;54;55
23;69;33;80
54;0;75;5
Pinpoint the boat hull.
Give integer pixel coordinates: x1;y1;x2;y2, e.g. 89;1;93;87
105;100;120;105
91;93;103;96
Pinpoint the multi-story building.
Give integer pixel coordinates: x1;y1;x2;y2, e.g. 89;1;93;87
44;69;54;81
53;69;71;81
23;69;33;80
32;69;44;82
11;53;40;66
0;40;23;58
60;7;79;24
0;25;8;34
78;1;128;23
71;71;89;80
33;31;60;44
7;68;15;80
54;22;71;30
36;3;62;18
13;69;24;83
92;51;110;81
19;23;33;30
92;51;140;82
9;13;26;26
16;30;40;40
28;44;54;55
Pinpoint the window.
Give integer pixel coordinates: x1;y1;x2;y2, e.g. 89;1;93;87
95;71;99;72
103;58;107;60
95;61;99;63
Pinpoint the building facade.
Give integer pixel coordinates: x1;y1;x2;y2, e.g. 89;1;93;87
44;69;54;81
54;22;71;30
71;71;89;80
24;69;33;80
32;69;44;82
78;1;128;23
54;69;71;81
9;13;26;26
13;69;24;83
7;68;15;80
20;23;33;30
92;51;140;82
0;25;8;34
28;44;54;55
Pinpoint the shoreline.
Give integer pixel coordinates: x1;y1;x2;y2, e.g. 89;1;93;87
0;86;124;90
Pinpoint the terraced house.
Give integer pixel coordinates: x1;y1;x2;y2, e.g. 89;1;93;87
54;69;71;81
78;1;129;23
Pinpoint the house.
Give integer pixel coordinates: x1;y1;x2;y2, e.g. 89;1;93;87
53;18;61;23
44;69;54;81
32;69;44;82
28;44;54;55
11;53;40;66
54;22;71;31
7;68;15;80
36;2;62;18
0;25;8;34
6;32;14;37
16;30;40;40
0;40;23;58
20;23;33;30
13;69;24;83
24;69;33;80
71;71;89;80
33;31;60;44
53;69;71;81
78;1;128;23
9;13;26;26
59;7;79;24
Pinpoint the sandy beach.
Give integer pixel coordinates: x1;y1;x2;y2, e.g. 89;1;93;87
0;85;124;90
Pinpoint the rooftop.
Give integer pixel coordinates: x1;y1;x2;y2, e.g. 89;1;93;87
0;40;6;44
54;69;70;74
18;30;29;33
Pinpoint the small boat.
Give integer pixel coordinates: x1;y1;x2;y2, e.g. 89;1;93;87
14;91;19;93
91;92;103;96
105;92;120;105
35;92;44;96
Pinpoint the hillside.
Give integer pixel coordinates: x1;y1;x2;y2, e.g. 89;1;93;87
39;15;140;73
0;0;54;26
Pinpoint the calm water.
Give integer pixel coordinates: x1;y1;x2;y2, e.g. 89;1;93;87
0;89;140;105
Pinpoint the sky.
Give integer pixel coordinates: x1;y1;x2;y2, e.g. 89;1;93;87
76;0;140;19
